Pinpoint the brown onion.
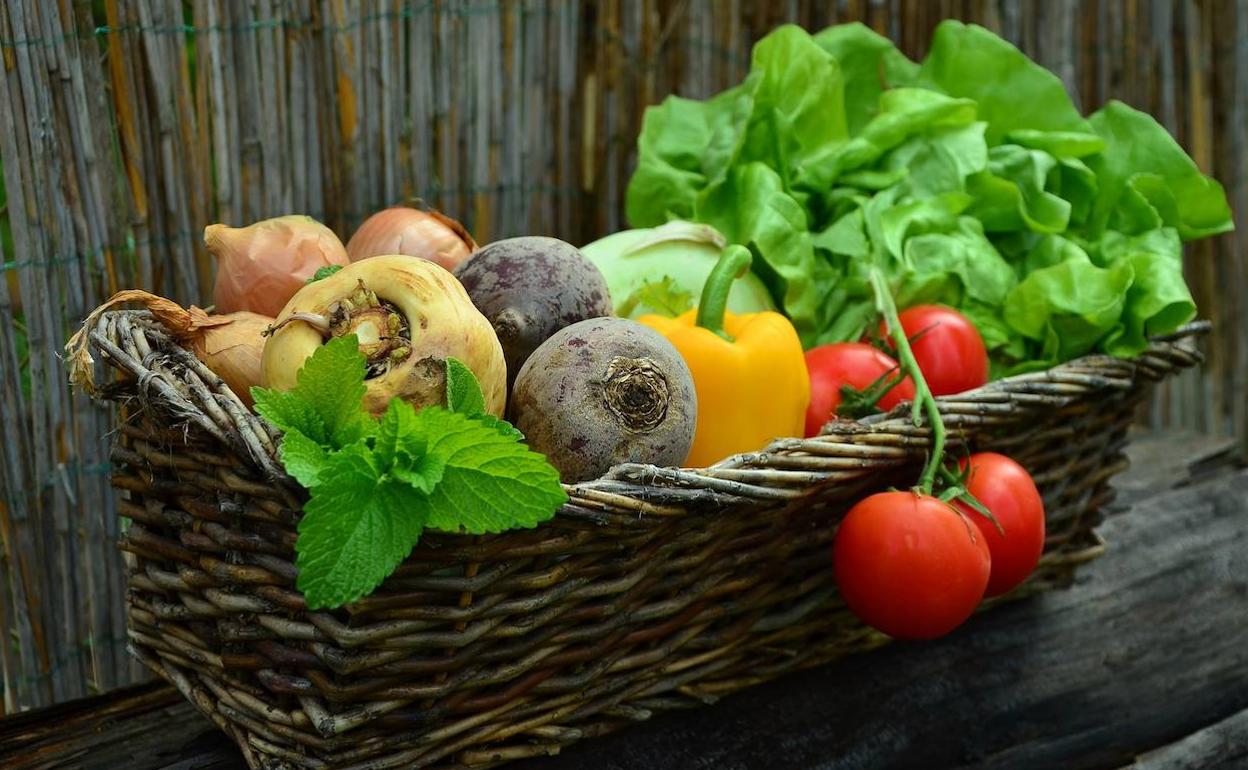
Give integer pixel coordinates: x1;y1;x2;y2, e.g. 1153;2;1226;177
207;215;350;318
346;206;477;270
67;290;270;407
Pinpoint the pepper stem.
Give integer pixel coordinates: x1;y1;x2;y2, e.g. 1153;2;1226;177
868;266;946;495
695;244;752;341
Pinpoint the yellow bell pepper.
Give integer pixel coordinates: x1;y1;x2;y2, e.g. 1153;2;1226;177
638;245;809;467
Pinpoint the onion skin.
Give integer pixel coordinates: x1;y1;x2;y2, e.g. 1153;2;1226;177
208;215;350;318
262;255;506;417
190;312;270;407
65;289;269;406
346;207;477;271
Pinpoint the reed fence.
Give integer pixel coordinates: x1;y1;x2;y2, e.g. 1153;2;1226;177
0;0;1244;712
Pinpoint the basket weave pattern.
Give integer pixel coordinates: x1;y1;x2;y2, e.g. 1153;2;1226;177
84;310;1206;769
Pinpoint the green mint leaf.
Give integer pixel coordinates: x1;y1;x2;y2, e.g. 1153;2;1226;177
412;407;567;534
374;398;423;470
444;357;525;438
391;452;446;494
295;442;432;609
261;335;374;450
252;387;328;445
476;413;524;441
445;357;486;416
279;429;331;488
307;264;344;284
266;345;560;610
374;399;447;492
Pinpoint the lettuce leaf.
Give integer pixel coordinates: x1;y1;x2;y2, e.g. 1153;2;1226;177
916;20;1089;143
813;23;919;134
1086;100;1234;241
698;163;824;343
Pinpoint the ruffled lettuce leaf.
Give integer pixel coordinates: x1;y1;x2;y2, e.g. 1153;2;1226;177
1086;100;1233;241
1003;243;1134;367
813;23;919;134
916;20;1089;143
697;163;825;344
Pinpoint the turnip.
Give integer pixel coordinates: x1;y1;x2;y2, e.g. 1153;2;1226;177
454;236;612;388
510;317;696;483
261;255;507;417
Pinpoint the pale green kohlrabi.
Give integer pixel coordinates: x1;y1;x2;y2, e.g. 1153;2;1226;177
580;221;776;319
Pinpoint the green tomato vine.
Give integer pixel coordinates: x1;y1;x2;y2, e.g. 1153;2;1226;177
867;266;946;496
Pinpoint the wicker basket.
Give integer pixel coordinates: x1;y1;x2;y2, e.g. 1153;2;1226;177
79;308;1206;769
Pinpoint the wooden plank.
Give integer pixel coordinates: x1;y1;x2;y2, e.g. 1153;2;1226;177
1112;429;1241;507
0;682;233;770
1130;706;1248;769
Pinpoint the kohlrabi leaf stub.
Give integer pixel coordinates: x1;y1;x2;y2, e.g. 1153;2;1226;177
617;276;695;318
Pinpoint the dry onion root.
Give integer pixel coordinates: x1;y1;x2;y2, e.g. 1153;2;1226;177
65;290;270;406
261;255;506;417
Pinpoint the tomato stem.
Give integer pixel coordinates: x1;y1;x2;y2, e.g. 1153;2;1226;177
868;267;946;495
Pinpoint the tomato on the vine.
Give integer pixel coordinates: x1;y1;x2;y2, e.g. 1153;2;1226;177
832;491;990;640
877;304;988;397
803;343;915;437
956;452;1046;597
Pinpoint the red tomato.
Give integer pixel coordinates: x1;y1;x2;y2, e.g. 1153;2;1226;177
955;452;1046;597
803;343;916;437
878;305;988;396
833;491;991;640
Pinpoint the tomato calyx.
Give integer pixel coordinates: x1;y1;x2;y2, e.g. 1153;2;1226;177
883;478;1000;540
938;463;1005;536
864;318;936;354
835;365;909;420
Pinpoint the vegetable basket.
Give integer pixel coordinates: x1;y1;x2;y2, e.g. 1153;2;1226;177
76;305;1207;769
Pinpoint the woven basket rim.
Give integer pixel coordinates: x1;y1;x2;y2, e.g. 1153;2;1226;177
78;311;1208;520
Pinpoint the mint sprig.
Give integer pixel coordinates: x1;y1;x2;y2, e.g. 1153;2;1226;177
251;337;567;609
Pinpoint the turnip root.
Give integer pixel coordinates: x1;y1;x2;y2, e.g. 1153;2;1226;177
510;317;696;482
262;255;506;417
454;236;612;389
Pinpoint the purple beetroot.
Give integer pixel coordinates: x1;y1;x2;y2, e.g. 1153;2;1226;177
454;236;612;389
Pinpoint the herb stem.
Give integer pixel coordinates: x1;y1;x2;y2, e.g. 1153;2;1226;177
868;266;946;495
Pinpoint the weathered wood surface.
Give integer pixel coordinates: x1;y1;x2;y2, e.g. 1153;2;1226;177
2;0;1245;711
1134;707;1248;770
0;431;1241;770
